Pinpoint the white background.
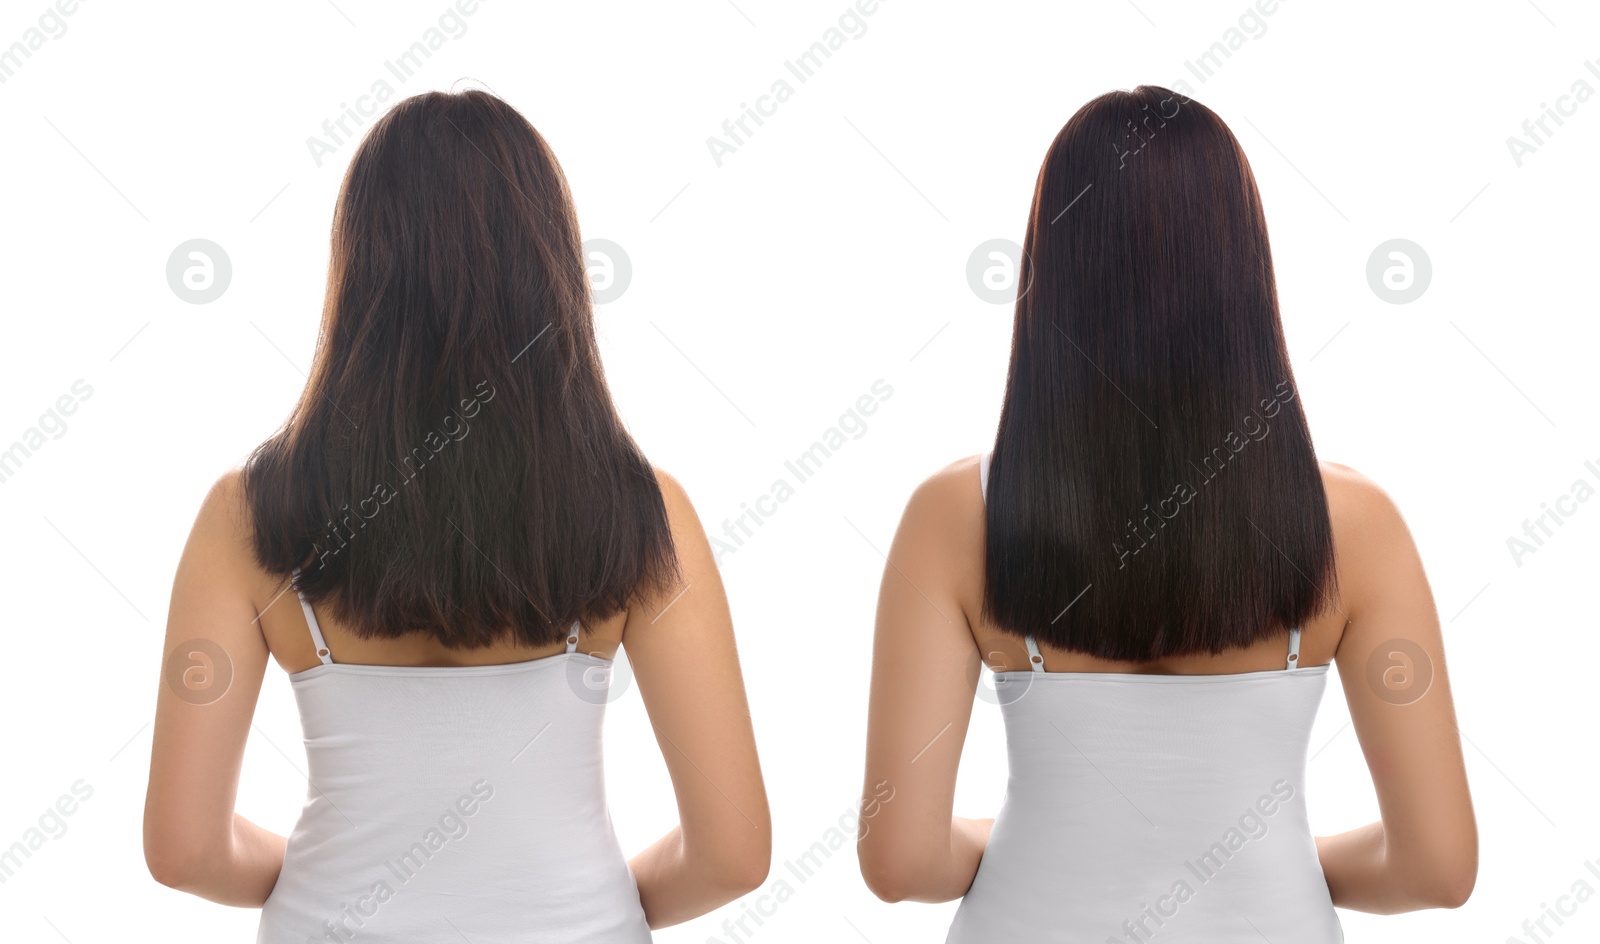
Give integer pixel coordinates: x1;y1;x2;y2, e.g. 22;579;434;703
1;1;1596;942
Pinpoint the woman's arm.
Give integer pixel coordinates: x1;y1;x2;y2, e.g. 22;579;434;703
858;462;988;903
144;471;286;905
1316;467;1477;912
625;469;772;928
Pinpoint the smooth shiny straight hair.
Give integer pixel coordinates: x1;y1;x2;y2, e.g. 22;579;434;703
244;89;677;647
983;86;1335;660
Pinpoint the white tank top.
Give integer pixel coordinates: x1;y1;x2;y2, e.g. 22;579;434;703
256;577;652;943
948;452;1343;943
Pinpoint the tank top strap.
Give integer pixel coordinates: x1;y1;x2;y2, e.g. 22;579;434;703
290;567;333;665
1023;634;1045;672
564;619;581;654
979;449;993;501
1285;626;1302;670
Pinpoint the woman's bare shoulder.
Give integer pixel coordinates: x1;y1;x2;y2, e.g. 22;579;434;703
648;464;702;541
1320;460;1409;538
890;455;988;603
181;466;284;609
900;454;985;528
191;467;253;558
1319;460;1421;614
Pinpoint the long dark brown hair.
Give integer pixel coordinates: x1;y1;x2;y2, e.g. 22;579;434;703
983;86;1335;661
243;89;677;648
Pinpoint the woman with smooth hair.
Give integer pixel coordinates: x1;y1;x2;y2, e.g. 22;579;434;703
858;86;1475;941
143;89;770;942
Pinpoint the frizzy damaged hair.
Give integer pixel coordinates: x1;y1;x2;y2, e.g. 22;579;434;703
982;86;1336;660
243;89;677;648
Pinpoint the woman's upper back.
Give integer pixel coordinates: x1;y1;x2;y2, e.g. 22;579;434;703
213;470;656;942
923;452;1402;676
256;621;650;942
255;563;626;677
939;451;1371;942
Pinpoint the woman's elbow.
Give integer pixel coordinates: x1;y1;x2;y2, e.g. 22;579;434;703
143;822;219;891
858;844;927;903
861;867;914;903
145;842;205;891
705;833;772;896
1410;830;1478;910
1394;846;1477;910
1426;864;1476;910
725;849;772;896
